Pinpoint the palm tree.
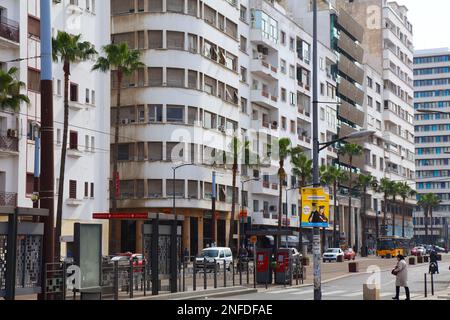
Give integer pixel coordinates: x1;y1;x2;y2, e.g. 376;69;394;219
356;173;377;257
276;138;300;249
93;43;144;253
378;178;394;237
338;143;363;249
320;165;346;248
52;31;97;260
397;182;416;238
418;193;441;245
0;67;30;111
390;182;400;237
292;153;312;253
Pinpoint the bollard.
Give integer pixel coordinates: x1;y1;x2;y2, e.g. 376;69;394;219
246;260;250;285
363;284;380;300
417;255;423;263
239;259;243;285
203;257;207;290
129;259;134;299
213;259;217;289
232;260;235;287
113;261;119;301
424;273;427;298
408;256;416;265
193;260;197;291
437;254;442;261
224;260;227;288
337;255;344;263
302;256;310;266
424;256;429;263
348;262;359;273
431;273;434;296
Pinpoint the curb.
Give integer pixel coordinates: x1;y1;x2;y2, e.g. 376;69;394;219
127;286;252;300
179;288;258;300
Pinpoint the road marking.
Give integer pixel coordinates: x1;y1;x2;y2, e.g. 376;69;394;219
322;290;346;296
380;292;394;297
291;290;312;295
269;288;300;294
342;291;363;297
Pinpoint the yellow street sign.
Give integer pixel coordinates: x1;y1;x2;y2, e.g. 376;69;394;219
301;187;330;228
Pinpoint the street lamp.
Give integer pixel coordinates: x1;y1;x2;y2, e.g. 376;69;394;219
170;163;195;293
239;177;260;250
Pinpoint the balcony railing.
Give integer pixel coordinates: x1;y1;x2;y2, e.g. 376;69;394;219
0;192;17;206
0;135;19;152
0;17;20;43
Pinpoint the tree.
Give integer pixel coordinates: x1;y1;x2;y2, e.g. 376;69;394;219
397;182;416;238
338;143;363;249
292;153;312;253
390;182;400;237
0;67;30;111
52;31;97;260
275;138;300;250
93;43;144;253
418;193;441;245
377;178;394;237
320;165;346;248
356;173;377;257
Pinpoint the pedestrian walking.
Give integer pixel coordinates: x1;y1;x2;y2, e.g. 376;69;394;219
392;254;410;300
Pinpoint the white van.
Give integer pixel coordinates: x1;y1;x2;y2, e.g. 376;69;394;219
195;247;233;271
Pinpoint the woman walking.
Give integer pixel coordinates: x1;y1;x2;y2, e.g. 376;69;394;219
392;254;410;300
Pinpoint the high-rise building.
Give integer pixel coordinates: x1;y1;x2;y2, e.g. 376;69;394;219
414;48;450;244
336;0;416;240
109;0;339;255
0;0;110;255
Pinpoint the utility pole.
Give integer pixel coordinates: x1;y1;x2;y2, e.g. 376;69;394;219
211;171;216;246
38;0;55;300
312;0;322;301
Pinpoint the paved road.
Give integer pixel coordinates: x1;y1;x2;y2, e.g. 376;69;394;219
208;260;450;300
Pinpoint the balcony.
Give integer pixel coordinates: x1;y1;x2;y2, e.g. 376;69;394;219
338;100;365;127
0;135;19;156
337;32;364;64
251;211;278;227
338;54;364;85
336;7;364;43
338;77;365;106
69;100;85;111
250;58;278;82
251;89;278;109
0;192;17;207
250;180;278;197
67;148;84;158
66;198;83;206
0;17;20;47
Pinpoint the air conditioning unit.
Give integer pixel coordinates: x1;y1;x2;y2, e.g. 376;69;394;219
121;119;129;124
257;52;264;60
218;125;225;132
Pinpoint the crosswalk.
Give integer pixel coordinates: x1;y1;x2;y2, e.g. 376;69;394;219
268;287;421;299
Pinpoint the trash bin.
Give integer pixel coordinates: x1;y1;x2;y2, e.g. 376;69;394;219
255;249;272;284
275;249;292;285
80;287;102;300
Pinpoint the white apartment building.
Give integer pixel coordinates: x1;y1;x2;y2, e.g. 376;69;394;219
414;48;450;245
109;0;338;255
339;0;416;239
0;0;110;255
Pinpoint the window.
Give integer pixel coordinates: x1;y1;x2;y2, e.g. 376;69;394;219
57;79;62;95
280;59;286;73
289;37;295;51
167;105;184;123
166;142;184;161
69;131;78;150
320;83;325;95
118;143;132;161
240;5;247;22
85;89;90;104
240;66;247;83
85;135;89;151
280;31;286;45
148;179;162;198
84;182;89;197
91;90;95;105
253;200;259;212
166;68;185;87
376;83;381;93
188;70;198;89
289;65;295;79
148;0;163;12
166;179;185;197
149;104;163;122
91;136;95;152
27;68;40;92
69;180;77;199
188;33;197;53
26;174;34;195
241;97;248;113
166;0;184;13
167;31;184;50
148;67;163;86
56;129;61;145
367;77;373;88
120;180;135;199
289;92;295;105
281;88;287;102
368;96;373;107
376;101;381;112
188;107;197;125
28;16;40;38
187;0;197;16
281;116;286;130
148;30;163;49
188;180;198;199
240;36;247;52
70;83;78;102
148;142;163;161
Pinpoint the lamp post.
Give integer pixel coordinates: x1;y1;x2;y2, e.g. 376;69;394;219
239;178;260;250
170;163;195;293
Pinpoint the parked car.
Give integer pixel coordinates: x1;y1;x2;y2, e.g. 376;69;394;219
434;245;446;253
411;246;427;256
323;248;344;262
111;253;145;271
195;247;233;271
344;248;356;261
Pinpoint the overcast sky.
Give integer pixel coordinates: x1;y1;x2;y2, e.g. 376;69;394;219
394;0;450;50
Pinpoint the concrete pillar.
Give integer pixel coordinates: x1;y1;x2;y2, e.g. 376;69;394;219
109;220;121;254
198;216;203;251
135;220;144;253
225;213;231;247
183;215;190;256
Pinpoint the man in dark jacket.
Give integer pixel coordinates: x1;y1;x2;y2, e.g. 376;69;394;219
429;247;439;274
